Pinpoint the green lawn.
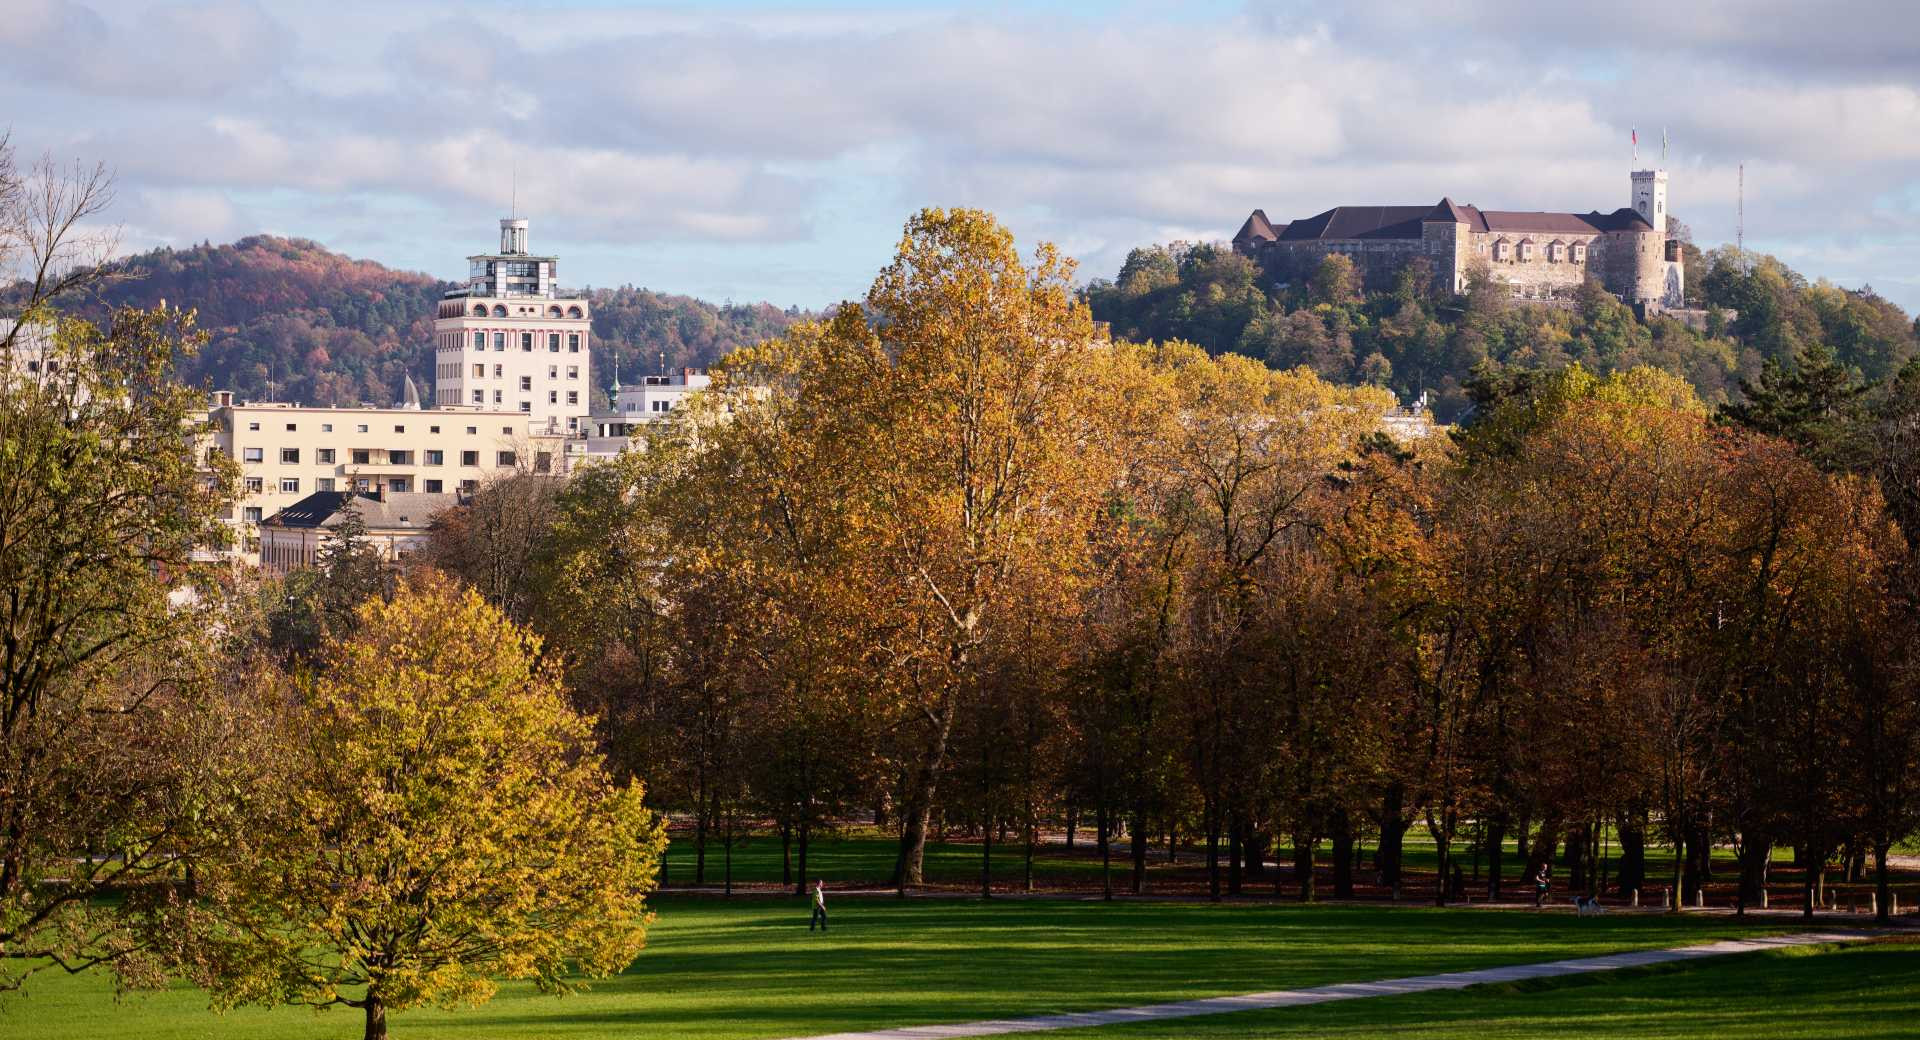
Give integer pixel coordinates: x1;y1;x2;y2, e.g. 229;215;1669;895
2;898;1795;1040
1041;938;1920;1039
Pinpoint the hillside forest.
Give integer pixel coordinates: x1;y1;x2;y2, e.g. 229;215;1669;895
1085;235;1920;422
53;235;802;409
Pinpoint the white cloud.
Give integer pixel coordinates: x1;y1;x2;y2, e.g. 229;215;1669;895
1;0;1915;312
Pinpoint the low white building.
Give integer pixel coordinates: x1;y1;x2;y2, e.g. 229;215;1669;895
570;368;713;463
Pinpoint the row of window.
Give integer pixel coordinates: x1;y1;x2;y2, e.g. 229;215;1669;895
1490;239;1588;263
236;448;516;468
242;420;500;435
466;331;583;353
467;389;580;407
243;476;483;503
470;303;583;319
469;364;583;381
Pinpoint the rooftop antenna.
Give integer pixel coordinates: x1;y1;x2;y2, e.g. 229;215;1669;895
658;350;665;376
511;159;518;220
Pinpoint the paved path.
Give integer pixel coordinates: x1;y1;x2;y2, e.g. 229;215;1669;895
780;931;1863;1040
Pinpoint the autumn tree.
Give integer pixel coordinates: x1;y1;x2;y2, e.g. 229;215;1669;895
742;209;1116;889
0;138;247;988
192;577;664;1040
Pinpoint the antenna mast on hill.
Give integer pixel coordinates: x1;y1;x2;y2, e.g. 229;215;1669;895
1737;163;1746;272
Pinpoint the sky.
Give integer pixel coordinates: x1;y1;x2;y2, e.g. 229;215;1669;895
4;0;1919;314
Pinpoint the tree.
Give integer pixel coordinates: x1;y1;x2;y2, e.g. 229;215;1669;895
756;209;1113;889
193;577;665;1040
1;138;247;989
425;472;562;623
1308;254;1363;307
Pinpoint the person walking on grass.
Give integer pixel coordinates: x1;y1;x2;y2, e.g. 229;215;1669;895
810;879;828;932
1532;864;1552;908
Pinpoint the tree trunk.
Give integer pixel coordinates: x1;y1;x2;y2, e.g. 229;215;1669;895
893;710;954;892
1736;836;1769;914
1206;803;1221;902
1293;831;1316;902
1331;811;1354;900
695;782;709;886
1875;841;1893;924
1245;828;1269;880
1098;800;1113;901
1484;817;1506;902
781;822;792;888
1024;791;1036;893
723;812;734;898
1131;805;1147;895
1065;803;1078;848
981;808;993;900
1375;787;1410;890
1616;815;1646;898
363;997;388;1040
1227;819;1243;896
795;817;810;898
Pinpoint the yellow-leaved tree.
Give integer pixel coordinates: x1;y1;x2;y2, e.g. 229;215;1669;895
192;575;665;1040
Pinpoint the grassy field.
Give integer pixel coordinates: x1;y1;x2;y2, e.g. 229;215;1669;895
1040;938;1920;1039
1;898;1795;1040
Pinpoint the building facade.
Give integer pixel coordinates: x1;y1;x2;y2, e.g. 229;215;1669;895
205;217;593;559
203;391;562;553
1233;168;1685;311
571;368;715;464
258;489;459;575
431;218;593;436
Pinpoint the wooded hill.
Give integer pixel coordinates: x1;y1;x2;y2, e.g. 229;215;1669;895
1085;241;1920;422
56;236;803;409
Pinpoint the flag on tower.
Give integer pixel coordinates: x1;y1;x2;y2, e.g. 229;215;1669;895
1662;126;1669;162
1632;126;1638;162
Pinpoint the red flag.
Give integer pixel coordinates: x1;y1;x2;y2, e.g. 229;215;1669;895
1631;126;1638;162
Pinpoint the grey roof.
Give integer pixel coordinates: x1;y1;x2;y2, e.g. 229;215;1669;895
262;491;460;531
1257;198;1657;241
1233;209;1283;245
1277;205;1433;241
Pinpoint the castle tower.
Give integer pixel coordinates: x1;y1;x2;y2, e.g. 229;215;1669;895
430;217;592;435
1631;169;1668;233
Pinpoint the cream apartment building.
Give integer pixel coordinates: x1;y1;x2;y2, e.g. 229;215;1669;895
205;391;561;555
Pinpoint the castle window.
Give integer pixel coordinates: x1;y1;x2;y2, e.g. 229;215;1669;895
1547;241;1564;263
1572;242;1587;263
1517;240;1535;261
1492;239;1510;261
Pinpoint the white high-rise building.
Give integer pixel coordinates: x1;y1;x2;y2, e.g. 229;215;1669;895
432;218;592;435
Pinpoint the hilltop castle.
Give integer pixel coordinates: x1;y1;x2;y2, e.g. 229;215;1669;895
1232;169;1685;311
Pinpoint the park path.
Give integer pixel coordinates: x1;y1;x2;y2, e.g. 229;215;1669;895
778;931;1863;1040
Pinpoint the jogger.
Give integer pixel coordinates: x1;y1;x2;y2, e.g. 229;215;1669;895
810;879;828;931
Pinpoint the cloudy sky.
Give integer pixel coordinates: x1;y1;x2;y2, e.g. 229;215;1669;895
4;0;1918;313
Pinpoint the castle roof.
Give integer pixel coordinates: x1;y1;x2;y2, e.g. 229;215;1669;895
1233;209;1283;245
1277;205;1433;241
1254;199;1657;241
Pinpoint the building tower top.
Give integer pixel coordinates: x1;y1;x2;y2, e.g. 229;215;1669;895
500;218;529;255
1630;169;1668;234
